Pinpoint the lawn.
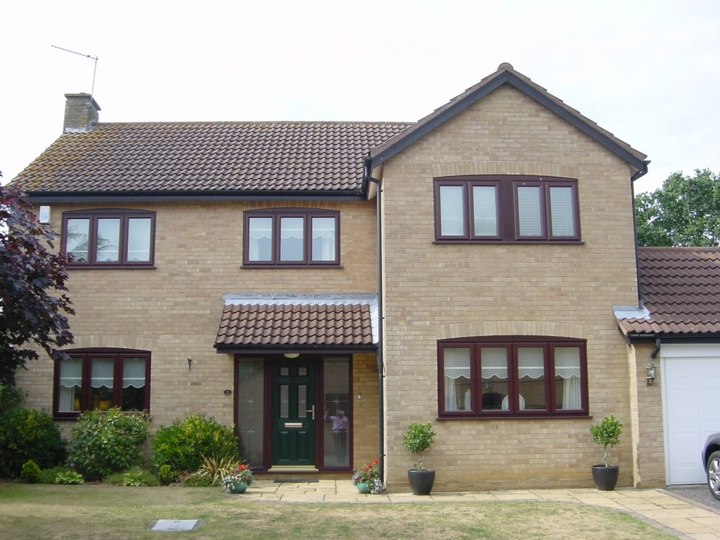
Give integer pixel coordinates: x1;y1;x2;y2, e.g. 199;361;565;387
0;482;676;539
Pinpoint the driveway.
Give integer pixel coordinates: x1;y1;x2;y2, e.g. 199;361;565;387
665;483;720;511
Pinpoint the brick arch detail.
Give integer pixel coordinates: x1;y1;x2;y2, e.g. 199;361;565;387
437;320;587;340
431;161;579;179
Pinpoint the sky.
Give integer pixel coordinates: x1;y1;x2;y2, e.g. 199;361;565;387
1;0;719;194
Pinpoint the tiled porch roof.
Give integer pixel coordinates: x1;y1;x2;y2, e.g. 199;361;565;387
214;294;377;350
616;247;720;337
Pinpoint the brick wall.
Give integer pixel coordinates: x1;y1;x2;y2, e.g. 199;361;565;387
379;85;640;491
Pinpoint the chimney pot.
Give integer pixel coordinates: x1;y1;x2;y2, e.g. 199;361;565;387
63;93;101;133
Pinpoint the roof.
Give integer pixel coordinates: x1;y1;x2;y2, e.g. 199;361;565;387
617;247;720;337
369;63;648;178
214;294;378;351
13;122;410;199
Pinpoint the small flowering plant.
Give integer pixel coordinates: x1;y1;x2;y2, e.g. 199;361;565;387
352;459;385;494
221;463;254;490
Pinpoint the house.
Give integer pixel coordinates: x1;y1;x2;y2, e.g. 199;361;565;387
14;62;698;491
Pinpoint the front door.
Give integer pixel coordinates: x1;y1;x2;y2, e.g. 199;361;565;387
271;359;316;466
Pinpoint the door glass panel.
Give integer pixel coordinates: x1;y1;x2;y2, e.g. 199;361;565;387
236;358;264;467
280;384;289;418
298;385;307;418
96;218;120;262
66;218;90;262
323;357;350;467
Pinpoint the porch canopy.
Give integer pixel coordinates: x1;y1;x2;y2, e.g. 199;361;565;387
214;293;378;353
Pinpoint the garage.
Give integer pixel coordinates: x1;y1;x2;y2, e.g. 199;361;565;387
663;344;720;484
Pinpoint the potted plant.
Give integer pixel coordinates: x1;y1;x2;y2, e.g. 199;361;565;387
221;463;253;494
590;415;623;490
403;421;436;495
351;459;385;494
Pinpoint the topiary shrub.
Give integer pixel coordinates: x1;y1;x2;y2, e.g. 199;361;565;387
151;413;240;474
0;407;67;478
66;408;150;481
20;460;41;483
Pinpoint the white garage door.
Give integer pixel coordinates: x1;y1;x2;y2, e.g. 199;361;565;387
663;344;720;484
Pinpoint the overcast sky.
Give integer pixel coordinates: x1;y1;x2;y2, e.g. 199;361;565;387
1;0;718;193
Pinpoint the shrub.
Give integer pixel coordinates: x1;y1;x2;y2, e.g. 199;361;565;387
0;407;67;478
0;382;23;412
20;460;41;483
103;468;159;487
195;455;241;487
55;470;84;485
156;464;177;486
66;408;150;480
39;466;71;484
403;422;436;470
151;414;240;474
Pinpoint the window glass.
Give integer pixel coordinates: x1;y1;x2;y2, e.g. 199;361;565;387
549;186;576;237
517;347;545;410
248;217;273;261
480;347;508;411
517;186;542;237
311;217;336;261
439;185;465;236
472;185;498;236
323;357;350;467
280;217;304;261
127;218;151;262
58;358;83;412
90;357;114;411
554;347;582;410
66;218;90;262
236;358;265;467
96;218;120;262
122;357;146;410
443;348;471;411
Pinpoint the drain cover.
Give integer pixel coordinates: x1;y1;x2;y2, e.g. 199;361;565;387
150;519;201;531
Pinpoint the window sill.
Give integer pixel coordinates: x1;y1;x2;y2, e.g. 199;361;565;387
432;240;585;245
241;264;344;270
437;412;590;420
68;264;157;270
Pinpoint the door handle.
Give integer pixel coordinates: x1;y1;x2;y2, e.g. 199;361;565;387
306;405;315;420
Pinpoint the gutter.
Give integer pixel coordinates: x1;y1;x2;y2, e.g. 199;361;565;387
364;154;386;482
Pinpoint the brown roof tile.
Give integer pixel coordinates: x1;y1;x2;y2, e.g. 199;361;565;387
13;121;411;195
618;247;720;336
215;295;376;349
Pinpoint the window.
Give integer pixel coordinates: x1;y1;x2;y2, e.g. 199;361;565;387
62;210;156;267
54;349;150;417
434;176;580;242
244;209;339;267
438;336;587;418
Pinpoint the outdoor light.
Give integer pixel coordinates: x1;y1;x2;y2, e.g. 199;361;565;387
646;363;656;385
284;353;300;359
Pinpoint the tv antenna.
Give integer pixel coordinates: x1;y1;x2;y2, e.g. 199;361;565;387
51;44;99;97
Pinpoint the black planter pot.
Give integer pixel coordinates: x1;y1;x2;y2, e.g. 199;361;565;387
591;465;619;491
408;469;436;495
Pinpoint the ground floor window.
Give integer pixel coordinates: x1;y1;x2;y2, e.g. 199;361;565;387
54;348;150;417
439;336;588;418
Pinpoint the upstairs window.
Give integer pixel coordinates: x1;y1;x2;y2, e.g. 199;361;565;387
434;176;580;242
438;336;588;418
63;209;156;268
244;209;340;267
54;349;150;417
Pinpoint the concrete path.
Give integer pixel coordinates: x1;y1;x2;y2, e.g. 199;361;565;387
240;479;720;539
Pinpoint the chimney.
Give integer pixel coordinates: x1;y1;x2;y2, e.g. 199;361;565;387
63;93;101;133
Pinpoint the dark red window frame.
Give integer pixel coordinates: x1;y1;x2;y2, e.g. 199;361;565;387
437;336;589;419
243;208;340;268
53;348;151;418
61;209;156;268
434;175;581;243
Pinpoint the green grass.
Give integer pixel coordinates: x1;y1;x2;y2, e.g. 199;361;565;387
0;482;676;539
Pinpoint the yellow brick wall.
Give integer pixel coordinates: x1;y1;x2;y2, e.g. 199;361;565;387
379;85;640;491
16;199;378;435
351;353;380;470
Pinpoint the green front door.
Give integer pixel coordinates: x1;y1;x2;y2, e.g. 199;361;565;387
271;359;316;466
